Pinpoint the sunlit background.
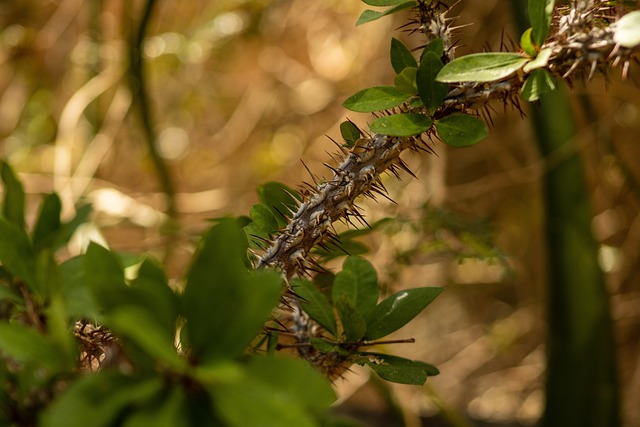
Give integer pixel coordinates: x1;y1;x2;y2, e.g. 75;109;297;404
1;1;639;426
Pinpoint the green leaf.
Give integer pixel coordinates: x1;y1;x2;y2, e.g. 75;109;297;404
332;257;379;319
421;38;444;61
365;286;443;340
83;242;127;311
41;373;164;427
121;388;190;427
390;38;417;74
529;0;555;46
343;86;412;113
257;182;301;228
32;193;62;251
613;11;640;48
435;114;488;147
523;47;552;73
356;2;418;26
52;204;92;250
0;322;69;373
0;161;25;230
292;278;337;336
520;28;537;56
417;52;449;112
60;256;101;320
250;204;280;235
521;68;557;102
335;295;367;342
362;353;438;385
436;53;530;83
394;67;417;94
0;216;37;289
362;0;414;5
0;283;21;303
370;114;432;137
340;120;362;147
182;221;283;363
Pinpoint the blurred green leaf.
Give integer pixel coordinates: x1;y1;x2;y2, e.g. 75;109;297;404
340;120;362;147
390;38;417;74
356;2;417;26
365;287;443;340
394;67;417;94
335;295;367;342
362;353;438;384
436;53;529;83
121;388;190;427
0;161;25;230
60;256;101;320
521;68;557;101
435;114;488;147
362;0;414;5
343;86;411;113
333;257;379;319
0;216;37;290
250;203;280;235
52;204;92;250
0;322;69;373
613;11;640;47
370;114;432;136
83;242;126;312
0;283;21;303
293;278;337;336
529;0;555;46
417;52;449;112
32;193;62;251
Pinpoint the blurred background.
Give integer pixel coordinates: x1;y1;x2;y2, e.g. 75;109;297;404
0;1;638;426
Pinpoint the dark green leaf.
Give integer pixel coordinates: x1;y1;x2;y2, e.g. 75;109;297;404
343;86;412;113
32;193;62;251
0;322;69;372
293;278;337;336
257;182;301;228
417;52;449;112
435;114;488;147
83;242;126;311
390;38;417;74
436;53;530;83
52;204;92;250
0;161;25;230
121;388;190;427
60;256;101;320
521;68;557;102
529;0;555;46
0;216;37;289
394;67;417;94
362;353;438;384
0;283;21;303
365;286;443;340
335;295;367;342
313;237;369;261
520;28;537;56
340;120;362;147
356;2;418;26
250;204;280;235
370;113;432;137
332;257;379;319
421;38;444;61
613;11;640;48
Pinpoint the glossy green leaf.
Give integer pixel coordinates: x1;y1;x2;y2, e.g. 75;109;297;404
335;295;367;342
362;353;439;384
520;28;537;56
613;11;640;48
523;47;552;73
0;322;69;372
0;216;37;289
394;67;417;94
529;0;555;46
390;38;417;74
436;53;530;83
250;203;280;235
340;120;362;147
521;68;557;102
257;182;301;228
370;113;432;137
435;114;488;147
0;161;25;230
293;278;337;335
333;257;379;319
41;373;164;427
417;52;449;112
343;86;412;113
32;193;62;251
365;286;443;340
356;2;418;26
421;38;444;61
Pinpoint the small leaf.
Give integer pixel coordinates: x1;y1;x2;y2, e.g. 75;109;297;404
435;114;488;148
365;286;443;340
249;204;280;235
362;353;439;384
0;161;25;230
362;0;414;5
523;47;552;73
390;38;417;74
340;120;362;147
521;68;557;102
257;182;301;228
0;216;37;289
335;295;367;342
529;0;555;46
370;114;432;137
293;278;337;336
356;2;418;26
343;86;412;113
613;11;640;48
332;257;379;319
421;38;444;61
417;52;449;112
520;28;537;57
32;193;62;251
394;67;417;94
436;53;530;83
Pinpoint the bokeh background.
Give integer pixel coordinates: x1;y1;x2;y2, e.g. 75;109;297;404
0;1;638;426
